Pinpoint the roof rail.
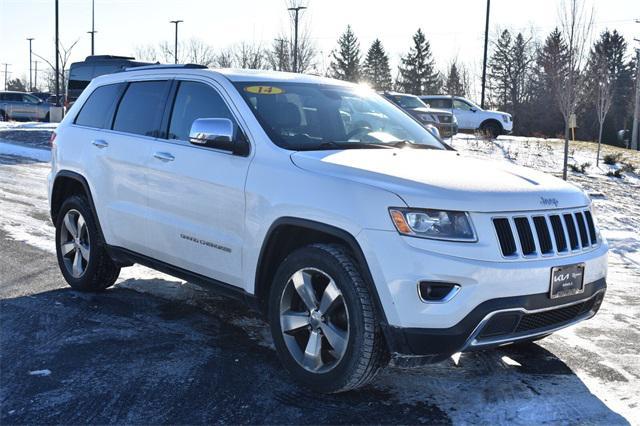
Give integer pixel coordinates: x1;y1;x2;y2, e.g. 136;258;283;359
123;63;208;72
85;55;135;61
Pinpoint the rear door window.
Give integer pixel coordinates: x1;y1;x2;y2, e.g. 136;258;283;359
113;81;170;137
167;81;237;141
75;83;124;129
428;99;452;109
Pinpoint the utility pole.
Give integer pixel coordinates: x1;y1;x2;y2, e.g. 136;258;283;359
55;0;60;107
1;64;9;90
632;47;639;150
480;0;490;108
88;0;96;55
287;5;306;73
27;37;34;91
34;61;38;91
170;20;183;64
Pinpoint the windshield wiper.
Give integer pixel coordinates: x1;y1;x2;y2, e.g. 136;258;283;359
299;141;393;151
386;140;441;150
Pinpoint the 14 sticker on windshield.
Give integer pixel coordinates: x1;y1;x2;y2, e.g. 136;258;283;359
244;86;284;95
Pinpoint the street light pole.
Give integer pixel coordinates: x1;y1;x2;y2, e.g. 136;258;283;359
480;0;490;109
27;37;34;91
631;47;639;151
88;0;96;55
170;20;183;64
287;6;306;73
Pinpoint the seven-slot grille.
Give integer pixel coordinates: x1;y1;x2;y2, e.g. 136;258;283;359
493;209;598;258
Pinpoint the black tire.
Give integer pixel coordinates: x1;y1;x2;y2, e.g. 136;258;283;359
481;121;502;139
55;195;120;291
269;243;388;393
44;112;50;123
0;110;6;122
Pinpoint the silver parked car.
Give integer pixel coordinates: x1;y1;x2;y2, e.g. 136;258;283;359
0;91;53;122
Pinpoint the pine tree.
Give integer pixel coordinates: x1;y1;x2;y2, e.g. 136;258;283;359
488;30;514;109
528;28;569;137
396;29;440;95
444;62;465;96
329;26;361;82
362;39;392;91
581;30;634;145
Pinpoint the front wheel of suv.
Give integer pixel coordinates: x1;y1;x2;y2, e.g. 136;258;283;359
480;121;502;139
269;243;388;393
55;195;120;291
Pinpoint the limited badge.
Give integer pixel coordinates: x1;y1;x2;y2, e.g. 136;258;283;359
244;85;284;95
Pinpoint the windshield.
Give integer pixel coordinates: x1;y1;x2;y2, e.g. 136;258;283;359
234;82;445;151
389;94;427;109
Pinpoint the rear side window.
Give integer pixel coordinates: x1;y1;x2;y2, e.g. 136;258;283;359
113;81;169;137
75;83;123;129
168;81;236;141
428;99;452;109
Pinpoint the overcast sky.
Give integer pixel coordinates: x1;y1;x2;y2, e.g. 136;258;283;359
1;0;638;95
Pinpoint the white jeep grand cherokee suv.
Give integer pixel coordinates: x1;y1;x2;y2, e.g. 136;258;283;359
48;65;607;393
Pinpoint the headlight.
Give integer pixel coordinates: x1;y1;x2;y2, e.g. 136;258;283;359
389;208;477;241
418;113;435;122
502;114;510;123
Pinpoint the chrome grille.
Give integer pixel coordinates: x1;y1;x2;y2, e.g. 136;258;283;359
493;208;598;258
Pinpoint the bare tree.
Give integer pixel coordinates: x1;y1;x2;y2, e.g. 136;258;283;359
593;53;613;166
134;44;160;62
233;42;266;70
33;39;79;101
554;0;594;180
215;48;235;68
184;39;216;67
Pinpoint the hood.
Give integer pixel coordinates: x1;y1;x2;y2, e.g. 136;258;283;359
290;149;589;212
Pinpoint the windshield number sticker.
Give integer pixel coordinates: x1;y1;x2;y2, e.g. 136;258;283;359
244;85;284;95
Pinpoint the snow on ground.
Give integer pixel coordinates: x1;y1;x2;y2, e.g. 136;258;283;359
0;126;638;423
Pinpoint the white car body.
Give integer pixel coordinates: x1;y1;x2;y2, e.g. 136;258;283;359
421;95;513;135
48;67;607;374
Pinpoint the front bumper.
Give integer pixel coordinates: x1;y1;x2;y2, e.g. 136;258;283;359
436;122;458;137
383;279;605;361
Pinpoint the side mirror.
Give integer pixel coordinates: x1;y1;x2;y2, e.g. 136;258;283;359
470;108;477;113
189;118;249;156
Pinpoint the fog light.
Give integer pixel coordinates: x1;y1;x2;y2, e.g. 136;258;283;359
418;281;460;302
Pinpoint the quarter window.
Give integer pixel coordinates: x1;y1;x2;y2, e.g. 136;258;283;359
75;83;123;129
113;81;169;137
168;81;236;141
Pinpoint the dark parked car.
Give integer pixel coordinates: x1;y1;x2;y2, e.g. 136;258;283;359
382;92;458;137
67;55;151;107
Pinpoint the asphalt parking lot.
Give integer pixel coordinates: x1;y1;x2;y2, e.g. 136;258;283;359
0;133;638;424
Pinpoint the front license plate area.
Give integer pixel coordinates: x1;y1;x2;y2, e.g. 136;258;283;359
550;263;585;299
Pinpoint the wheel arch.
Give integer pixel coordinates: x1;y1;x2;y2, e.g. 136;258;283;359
50;170;101;230
479;118;503;131
254;217;389;326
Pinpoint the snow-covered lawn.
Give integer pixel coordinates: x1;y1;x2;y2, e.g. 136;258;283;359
0;125;638;423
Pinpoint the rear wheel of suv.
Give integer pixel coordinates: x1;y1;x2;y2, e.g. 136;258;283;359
268;243;387;393
55;195;120;291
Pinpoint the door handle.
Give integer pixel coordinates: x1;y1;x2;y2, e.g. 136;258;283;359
91;139;108;149
153;152;175;162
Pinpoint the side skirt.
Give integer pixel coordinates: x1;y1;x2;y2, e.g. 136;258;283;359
107;245;259;310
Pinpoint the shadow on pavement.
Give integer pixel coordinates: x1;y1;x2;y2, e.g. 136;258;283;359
0;278;628;425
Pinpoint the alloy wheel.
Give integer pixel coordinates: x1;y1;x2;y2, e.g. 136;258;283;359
59;209;90;278
279;267;350;373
